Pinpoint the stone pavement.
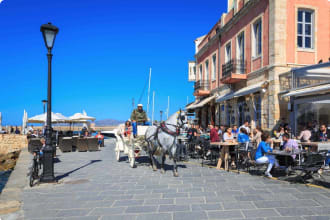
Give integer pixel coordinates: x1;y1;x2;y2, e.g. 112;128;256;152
18;139;330;220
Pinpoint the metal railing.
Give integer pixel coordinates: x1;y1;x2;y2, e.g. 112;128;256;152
194;80;209;91
221;59;246;79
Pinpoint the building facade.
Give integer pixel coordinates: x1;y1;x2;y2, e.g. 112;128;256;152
187;0;330;131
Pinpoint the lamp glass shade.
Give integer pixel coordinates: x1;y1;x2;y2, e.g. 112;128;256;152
44;30;56;49
40;23;59;50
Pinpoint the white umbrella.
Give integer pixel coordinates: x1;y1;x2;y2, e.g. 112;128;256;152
22;110;28;134
69;112;95;121
28;112;70;123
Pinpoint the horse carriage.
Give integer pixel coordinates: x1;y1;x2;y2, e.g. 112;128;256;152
114;111;188;176
114;125;148;168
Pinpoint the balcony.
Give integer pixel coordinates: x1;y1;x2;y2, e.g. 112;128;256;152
194;80;210;96
221;59;247;84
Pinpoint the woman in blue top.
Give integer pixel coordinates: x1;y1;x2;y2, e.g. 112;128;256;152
238;127;250;143
255;132;279;178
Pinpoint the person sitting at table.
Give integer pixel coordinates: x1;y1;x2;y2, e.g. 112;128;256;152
315;124;330;170
210;125;220;142
232;125;239;139
223;127;236;168
298;125;312;142
251;126;262;148
255;132;279;178
277;133;299;169
218;125;225;141
239;121;250;135
187;124;197;142
238;127;250;144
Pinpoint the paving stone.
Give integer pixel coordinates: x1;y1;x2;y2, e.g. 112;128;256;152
303;216;330;220
253;200;318;208
242;209;279;218
159;204;190;212
173;211;208;220
113;199;144;207
136;213;172;220
176;197;205;204
100;215;138;220
207;210;244;219
89;207;125;216
63;216;100;220
125;205;158;214
308;207;330;215
163;193;189;198
144;199;174;205
56;209;92;218
235;195;265;201
222;201;255;210
276;207;316;216
191;203;222;211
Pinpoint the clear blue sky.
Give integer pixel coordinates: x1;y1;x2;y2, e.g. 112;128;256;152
0;0;227;125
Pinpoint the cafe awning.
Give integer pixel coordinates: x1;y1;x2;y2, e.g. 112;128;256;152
216;81;267;103
186;100;199;110
282;83;330;97
194;95;216;108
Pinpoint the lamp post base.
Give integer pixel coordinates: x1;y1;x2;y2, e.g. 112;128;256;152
40;146;55;183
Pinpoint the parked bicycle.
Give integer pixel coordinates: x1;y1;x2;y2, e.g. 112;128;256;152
29;149;42;187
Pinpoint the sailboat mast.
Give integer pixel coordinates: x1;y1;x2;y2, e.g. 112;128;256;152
152;91;155;125
167;96;170;119
147;68;152;118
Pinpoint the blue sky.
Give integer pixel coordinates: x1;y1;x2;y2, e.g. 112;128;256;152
0;0;227;125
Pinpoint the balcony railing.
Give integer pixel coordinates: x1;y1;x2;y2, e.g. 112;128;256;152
194;80;209;91
222;59;246;79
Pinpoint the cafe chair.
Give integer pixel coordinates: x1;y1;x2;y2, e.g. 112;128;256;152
247;148;267;174
292;150;327;183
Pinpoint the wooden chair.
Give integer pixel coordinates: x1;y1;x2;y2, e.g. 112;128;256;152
77;138;88;152
87;138;99;151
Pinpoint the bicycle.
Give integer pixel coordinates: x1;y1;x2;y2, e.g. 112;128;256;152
29;149;42;187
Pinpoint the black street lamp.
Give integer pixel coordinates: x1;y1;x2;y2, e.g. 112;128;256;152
40;22;59;183
42;100;47;113
160;110;163;122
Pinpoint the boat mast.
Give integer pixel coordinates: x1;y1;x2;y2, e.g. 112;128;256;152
147;68;152;119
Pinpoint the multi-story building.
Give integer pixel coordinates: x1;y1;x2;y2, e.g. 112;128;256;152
187;0;330;131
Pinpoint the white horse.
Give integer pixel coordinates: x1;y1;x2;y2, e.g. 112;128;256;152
145;110;188;177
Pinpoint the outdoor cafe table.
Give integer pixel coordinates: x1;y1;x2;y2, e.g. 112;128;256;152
300;142;330;152
211;142;238;171
266;149;303;169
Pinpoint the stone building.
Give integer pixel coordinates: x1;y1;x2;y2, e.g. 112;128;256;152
187;0;330;131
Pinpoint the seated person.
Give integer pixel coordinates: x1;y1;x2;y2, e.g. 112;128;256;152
277;133;298;168
130;104;148;137
297;125;312;142
255;132;279;178
124;120;132;139
238;127;250;144
223;127;236;168
315;124;330;169
95;131;104;146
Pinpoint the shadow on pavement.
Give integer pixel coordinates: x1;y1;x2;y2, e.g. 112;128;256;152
55;160;102;181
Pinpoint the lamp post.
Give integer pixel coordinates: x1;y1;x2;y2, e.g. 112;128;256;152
42;100;47;113
40;22;59;183
160;111;163;122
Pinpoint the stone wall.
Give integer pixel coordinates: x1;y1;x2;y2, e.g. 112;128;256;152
0;135;27;155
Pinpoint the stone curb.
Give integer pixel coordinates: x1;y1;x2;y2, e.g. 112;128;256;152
0;147;30;215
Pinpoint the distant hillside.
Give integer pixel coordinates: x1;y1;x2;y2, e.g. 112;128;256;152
95;119;124;126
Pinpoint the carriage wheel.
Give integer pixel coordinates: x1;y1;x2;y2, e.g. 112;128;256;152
116;150;120;162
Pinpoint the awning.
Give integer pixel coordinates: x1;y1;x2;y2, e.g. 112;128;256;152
282;83;330;97
194;95;216;108
186;100;199;110
216;81;266;103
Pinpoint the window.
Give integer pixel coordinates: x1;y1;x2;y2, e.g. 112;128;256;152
225;43;231;63
252;19;262;57
297;9;314;49
254;94;261;127
199;64;203;81
212;54;216;81
237;32;245;60
205;60;209;81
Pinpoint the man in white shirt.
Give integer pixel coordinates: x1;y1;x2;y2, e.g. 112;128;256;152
239;120;250;134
